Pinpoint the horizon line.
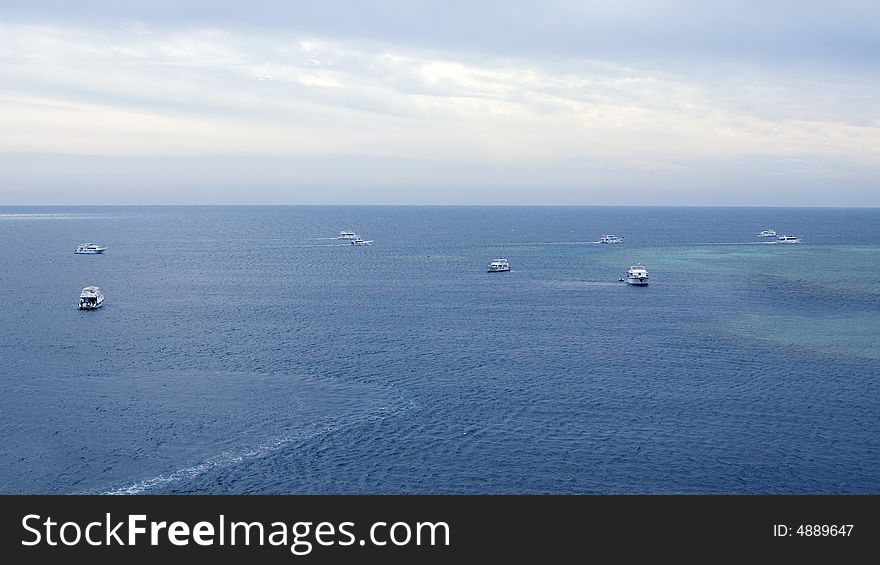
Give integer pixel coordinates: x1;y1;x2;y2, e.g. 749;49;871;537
1;203;878;209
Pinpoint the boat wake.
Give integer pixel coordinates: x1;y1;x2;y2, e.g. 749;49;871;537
97;422;348;495
292;243;356;247
506;241;600;246
684;241;780;246
0;213;126;221
94;397;415;495
554;281;626;289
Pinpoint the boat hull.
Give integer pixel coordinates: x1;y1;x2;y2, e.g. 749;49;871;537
74;250;105;254
626;277;648;285
78;301;104;310
487;268;510;272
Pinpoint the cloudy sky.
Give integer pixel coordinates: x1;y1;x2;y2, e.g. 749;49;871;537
1;1;878;205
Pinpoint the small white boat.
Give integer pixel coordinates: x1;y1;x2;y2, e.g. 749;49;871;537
337;231;358;240
625;264;649;285
777;235;801;244
487;258;510;272
600;234;623;244
757;229;777;238
78;286;104;310
74;243;106;254
350;238;373;246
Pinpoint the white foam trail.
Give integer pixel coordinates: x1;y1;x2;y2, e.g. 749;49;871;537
297;243;352;247
503;241;599;246
0;213;121;221
96;399;415;495
682;241;781;246
99;424;343;495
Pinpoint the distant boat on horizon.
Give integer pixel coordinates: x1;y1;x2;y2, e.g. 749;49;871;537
487;258;510;272
74;243;106;254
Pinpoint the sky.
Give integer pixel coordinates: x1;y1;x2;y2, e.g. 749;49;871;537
1;1;878;205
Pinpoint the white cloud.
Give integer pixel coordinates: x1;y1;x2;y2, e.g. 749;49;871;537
0;21;878;203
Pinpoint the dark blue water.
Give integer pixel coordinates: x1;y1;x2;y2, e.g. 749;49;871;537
1;206;878;494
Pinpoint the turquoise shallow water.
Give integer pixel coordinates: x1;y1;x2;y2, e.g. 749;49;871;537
0;206;878;494
716;314;880;361
599;244;880;297
598;244;880;360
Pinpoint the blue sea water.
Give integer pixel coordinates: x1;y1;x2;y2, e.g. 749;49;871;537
0;206;878;494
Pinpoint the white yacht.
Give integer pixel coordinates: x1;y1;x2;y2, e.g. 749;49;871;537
777;235;801;244
625;264;649;285
600;234;623;244
487;258;510;272
350;238;373;246
757;229;777;238
74;243;106;254
78;286;104;310
337;231;358;240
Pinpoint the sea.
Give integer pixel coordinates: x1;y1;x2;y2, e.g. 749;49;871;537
0;206;877;494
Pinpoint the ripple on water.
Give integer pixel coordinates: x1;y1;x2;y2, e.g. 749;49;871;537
0;370;402;494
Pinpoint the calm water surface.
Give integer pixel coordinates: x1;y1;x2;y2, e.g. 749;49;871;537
0;206;877;493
